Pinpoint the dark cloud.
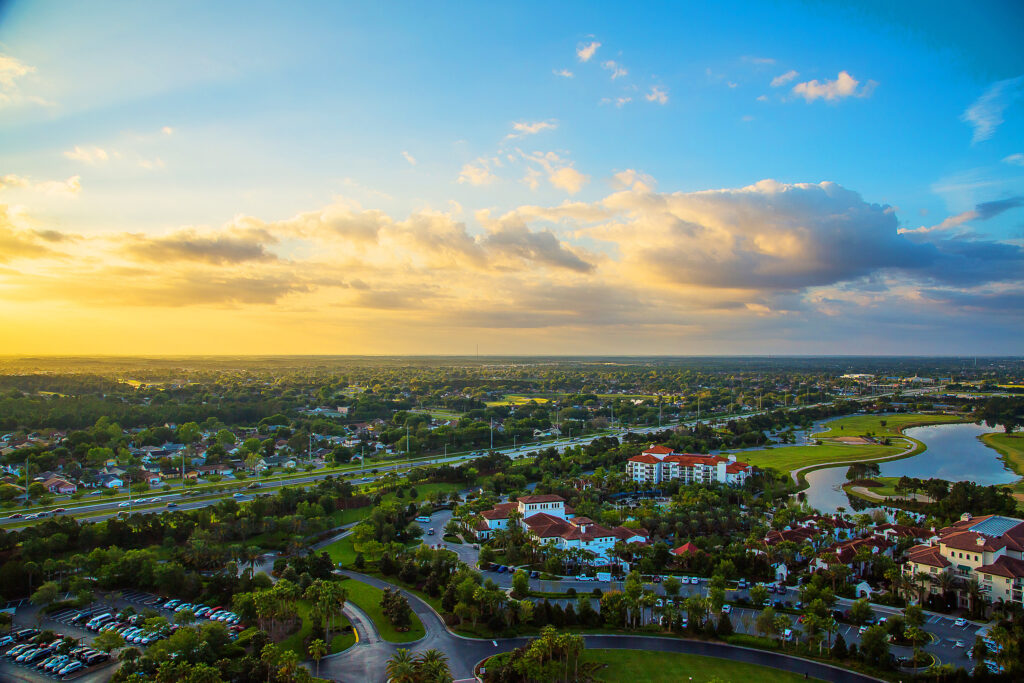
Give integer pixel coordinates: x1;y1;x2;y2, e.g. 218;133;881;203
123;229;277;265
483;222;594;272
974;196;1024;220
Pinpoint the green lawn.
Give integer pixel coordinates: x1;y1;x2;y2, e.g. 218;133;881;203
583;649;820;682
741;442;902;474
340;577;425;643
980;432;1024;496
812;413;963;439
279;600;355;656
845;476;903;497
323;535;359;566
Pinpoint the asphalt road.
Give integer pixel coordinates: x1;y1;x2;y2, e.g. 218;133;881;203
321;570;897;683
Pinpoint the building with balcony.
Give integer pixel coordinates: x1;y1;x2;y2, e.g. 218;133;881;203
903;513;1024;609
626;445;752;486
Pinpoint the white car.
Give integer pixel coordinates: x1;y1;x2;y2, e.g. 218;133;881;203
58;661;84;676
721;604;732;614
118;501;132;508
954;617;968;627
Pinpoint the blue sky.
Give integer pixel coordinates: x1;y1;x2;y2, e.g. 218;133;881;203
0;0;1022;354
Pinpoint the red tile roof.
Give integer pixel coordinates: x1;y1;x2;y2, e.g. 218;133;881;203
977;555;1024;579
906;544;951;569
671;542;704;556
517;494;565;504
644;445;675;455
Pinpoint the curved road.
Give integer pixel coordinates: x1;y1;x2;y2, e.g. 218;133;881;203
320;571;884;683
789;437;918;485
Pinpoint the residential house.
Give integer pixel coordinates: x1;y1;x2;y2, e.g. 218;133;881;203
41;476;76;494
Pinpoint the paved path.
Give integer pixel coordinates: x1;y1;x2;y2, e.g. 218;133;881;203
790;437;918;485
848;486;934;503
318;571;887;683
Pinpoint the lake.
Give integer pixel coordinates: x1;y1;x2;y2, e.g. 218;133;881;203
801;420;1016;514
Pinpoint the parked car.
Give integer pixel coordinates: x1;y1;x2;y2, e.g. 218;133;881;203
954;617;968;627
58;661;85;676
721;604;732;614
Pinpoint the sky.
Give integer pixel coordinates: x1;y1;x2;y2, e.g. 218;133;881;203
1;0;1023;356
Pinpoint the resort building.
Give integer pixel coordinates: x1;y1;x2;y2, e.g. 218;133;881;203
626;445;753;486
903;513;1024;608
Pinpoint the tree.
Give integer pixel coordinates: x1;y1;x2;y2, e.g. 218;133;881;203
30;581;59;607
308;639;326;678
385;648;418;683
858;625;890;666
831;632;848;659
848;597;872;625
416;648;453;683
748;584;768;608
756;606;780;640
92;629;125;653
512;569;530;598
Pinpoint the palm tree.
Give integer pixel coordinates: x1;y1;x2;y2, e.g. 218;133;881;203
307;639;327;677
913;571;931;605
416;648;453;682
385;648;418;683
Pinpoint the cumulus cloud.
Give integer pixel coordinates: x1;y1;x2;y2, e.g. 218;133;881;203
65;146;110;164
0;53;47;108
161;126;174;135
602;60;628;80
402;150;417;166
458;158;498;186
770;70;798;87
792;71;876;102
614;96;631;107
961;76;1024;144
506;120;557;139
122;227;279;264
553;69;574;78
0;174;81;196
611;169;655;192
520;151;589;194
645;86;668;104
0;205;59;262
576;41;601;62
483;222;594;272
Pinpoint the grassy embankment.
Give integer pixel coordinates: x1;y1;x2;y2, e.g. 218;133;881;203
980;432;1024;501
279;600;355;656
739;413;965;485
339;577;425;643
487;649;820;682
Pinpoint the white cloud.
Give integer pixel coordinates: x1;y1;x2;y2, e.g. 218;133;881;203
161;126;174;135
64;146;110;164
615;96;632;107
520;150;589;195
961;76;1024;144
457;158;498;186
792;71;876;102
770;70;798;87
549;167;588;194
611;169;655;193
645;86;668;104
744;56;776;65
506;120;557;140
756;95;769;102
0;53;48;108
0;173;81;196
138;158;165;170
1004;153;1024;166
553;69;574;78
602;60;628;80
402;151;417;166
576;41;601;62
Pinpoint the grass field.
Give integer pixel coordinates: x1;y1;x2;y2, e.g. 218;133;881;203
485;394;552;406
583;649;819;682
812;413;963;438
340;577;425;643
737;412;965;476
742;442;902;474
409;407;464;419
980;433;1024;497
323;535;359;566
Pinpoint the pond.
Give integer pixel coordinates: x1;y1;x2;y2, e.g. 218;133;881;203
800;421;1015;514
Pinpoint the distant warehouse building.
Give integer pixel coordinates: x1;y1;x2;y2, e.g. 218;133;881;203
626;445;752;486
